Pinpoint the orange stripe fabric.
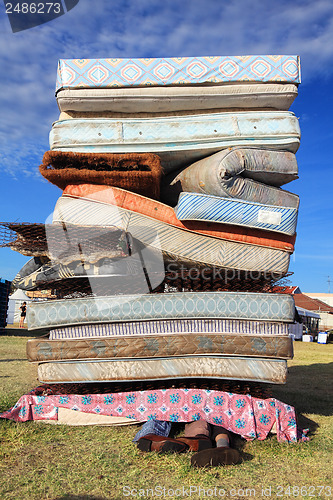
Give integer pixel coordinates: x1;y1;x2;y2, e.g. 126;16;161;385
63;184;295;252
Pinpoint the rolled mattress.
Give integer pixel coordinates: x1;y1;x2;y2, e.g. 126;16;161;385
27;333;293;362
162;148;300;207
49;112;301;173
56;84;298;113
176;193;298;236
26;292;295;330
53;196;291;274
37;356;287;384
55;56;301;92
49;319;289;340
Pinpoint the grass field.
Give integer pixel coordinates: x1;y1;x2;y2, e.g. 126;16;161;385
0;329;332;500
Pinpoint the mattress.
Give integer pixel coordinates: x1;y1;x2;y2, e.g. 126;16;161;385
56;84;298;113
53;196;291;274
40;151;162;199
49;112;301;173
49;319;289;340
64;185;296;252
37;356;287;384
176;193;298;236
8;223;130;260
26;334;293;362
55;56;301;92
12;256;164;293
161;148;300;207
27;292;295;330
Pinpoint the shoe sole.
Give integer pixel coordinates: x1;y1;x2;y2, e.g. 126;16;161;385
137;437;188;454
191;447;241;467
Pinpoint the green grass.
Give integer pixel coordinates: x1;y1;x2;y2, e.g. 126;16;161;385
0;334;332;500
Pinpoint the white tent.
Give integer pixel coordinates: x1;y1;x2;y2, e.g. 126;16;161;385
7;289;31;324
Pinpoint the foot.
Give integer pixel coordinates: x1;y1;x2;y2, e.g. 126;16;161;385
137;434;188;454
191;447;241;468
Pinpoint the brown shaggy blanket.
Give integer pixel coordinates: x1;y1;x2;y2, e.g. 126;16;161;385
39;151;162;199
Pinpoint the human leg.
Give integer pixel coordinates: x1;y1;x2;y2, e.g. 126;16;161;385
191;424;240;467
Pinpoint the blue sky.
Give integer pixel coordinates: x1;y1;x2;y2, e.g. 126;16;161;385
0;0;332;292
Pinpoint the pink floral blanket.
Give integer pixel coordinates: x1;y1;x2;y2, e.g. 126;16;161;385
0;389;304;443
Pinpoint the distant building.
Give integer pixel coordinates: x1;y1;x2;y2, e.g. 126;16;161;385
273;286;333;331
303;293;333;330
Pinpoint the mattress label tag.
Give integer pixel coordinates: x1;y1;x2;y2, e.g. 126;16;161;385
258;210;282;225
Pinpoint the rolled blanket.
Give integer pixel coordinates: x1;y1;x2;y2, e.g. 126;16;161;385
161;148;300;207
39;151;162;199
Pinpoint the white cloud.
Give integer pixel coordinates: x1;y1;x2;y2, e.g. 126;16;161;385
1;0;333;177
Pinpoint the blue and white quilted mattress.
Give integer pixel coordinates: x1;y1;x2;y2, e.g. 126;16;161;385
176;192;298;236
49;112;301;173
56;56;301;91
27;292;295;330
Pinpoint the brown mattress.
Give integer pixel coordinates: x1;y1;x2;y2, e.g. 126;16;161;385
26;333;293;362
40;151;162;200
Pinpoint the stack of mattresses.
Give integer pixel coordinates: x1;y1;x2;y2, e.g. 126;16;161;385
2;57;301;409
0;279;11;334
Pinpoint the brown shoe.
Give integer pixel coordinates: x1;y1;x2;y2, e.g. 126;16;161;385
137;434;188;454
191;447;241;467
177;436;212;452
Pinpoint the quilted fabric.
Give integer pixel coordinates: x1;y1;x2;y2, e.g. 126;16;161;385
26;333;293;362
49;112;300;173
55;56;301;91
37;356;287;384
27;292;295;330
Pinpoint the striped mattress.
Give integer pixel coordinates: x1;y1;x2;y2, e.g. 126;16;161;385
27;292;295;330
162;148;300;207
49;319;289;339
176;193;298;236
56;83;298;113
55;56;301;91
64;185;296;252
52;196;291;274
49;112;301;173
26;334;293;362
37;356;287;384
